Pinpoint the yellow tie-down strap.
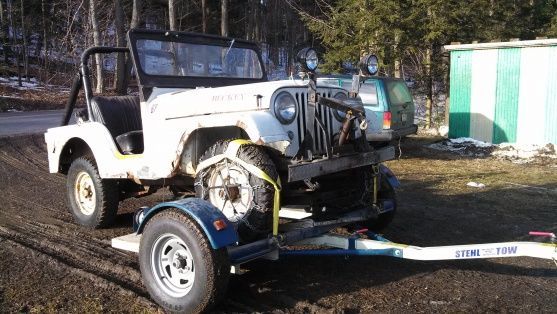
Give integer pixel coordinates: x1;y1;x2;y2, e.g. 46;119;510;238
195;139;282;236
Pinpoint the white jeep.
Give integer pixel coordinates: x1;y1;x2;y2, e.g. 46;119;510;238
45;29;397;240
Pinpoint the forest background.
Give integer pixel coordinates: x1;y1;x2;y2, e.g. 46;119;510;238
1;0;557;127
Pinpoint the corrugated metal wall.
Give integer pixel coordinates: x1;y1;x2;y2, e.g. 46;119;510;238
448;50;472;138
448;45;557;144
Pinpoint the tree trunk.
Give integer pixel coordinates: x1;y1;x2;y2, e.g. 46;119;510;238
220;0;228;36
254;0;260;41
124;0;143;92
246;0;255;40
394;33;401;78
114;0;126;94
425;46;433;129
443;52;450;127
6;0;21;86
19;0;28;82
130;0;143;29
0;0;8;64
201;0;208;33
41;0;48;82
169;0;177;31
89;0;103;93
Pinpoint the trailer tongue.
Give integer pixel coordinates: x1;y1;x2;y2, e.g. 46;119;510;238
279;231;556;263
112;200;556;265
112;218;556;264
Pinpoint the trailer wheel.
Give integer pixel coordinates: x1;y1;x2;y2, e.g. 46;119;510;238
66;156;119;228
362;175;397;232
195;140;278;242
139;210;230;313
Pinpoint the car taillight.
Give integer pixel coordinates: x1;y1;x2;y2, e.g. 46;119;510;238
383;112;392;129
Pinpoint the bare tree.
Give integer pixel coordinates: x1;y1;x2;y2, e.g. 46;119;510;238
201;0;207;33
89;0;103;93
19;0;28;82
5;0;21;86
220;0;228;36
123;0;143;90
0;0;8;64
114;0;126;94
41;0;48;80
169;0;177;31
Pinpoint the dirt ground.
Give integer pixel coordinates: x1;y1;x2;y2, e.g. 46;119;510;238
0;134;555;313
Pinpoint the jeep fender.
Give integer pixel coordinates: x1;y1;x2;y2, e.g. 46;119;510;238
173;111;290;175
136;198;239;249
45;122;134;178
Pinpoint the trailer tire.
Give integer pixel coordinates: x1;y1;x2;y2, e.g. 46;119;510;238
139;209;230;314
195;140;278;242
66;156;119;228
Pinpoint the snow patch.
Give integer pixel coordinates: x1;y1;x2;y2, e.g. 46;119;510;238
449;137;493;148
428;137;556;163
492;143;556;162
0;76;69;93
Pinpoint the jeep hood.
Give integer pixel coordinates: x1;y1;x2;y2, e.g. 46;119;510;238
148;80;322;118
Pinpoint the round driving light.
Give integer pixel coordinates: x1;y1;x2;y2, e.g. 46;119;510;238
297;48;319;72
274;92;297;124
333;92;347;121
359;54;379;76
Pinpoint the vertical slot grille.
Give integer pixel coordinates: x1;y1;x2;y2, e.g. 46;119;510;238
295;91;334;155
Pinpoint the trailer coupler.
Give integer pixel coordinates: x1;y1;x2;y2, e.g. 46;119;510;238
280;230;557;264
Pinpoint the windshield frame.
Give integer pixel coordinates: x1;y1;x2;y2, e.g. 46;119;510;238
128;29;267;99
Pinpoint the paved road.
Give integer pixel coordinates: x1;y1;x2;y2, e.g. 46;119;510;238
0;110;75;136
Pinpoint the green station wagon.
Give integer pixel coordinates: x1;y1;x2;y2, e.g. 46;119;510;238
320;75;418;143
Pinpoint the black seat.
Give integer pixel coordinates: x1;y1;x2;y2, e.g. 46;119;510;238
90;96;144;154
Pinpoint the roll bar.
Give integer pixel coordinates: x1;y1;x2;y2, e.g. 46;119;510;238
61;46;129;126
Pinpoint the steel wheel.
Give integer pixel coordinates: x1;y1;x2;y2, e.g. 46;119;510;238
74;171;96;215
206;161;254;222
139;209;230;312
151;233;196;298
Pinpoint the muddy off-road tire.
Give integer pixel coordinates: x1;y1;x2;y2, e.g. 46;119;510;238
195;140;278;242
66;156;119;228
139;210;230;313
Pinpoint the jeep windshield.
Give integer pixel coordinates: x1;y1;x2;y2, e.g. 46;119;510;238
136;39;263;79
128;29;267;93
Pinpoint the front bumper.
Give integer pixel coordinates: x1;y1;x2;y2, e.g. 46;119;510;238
287;146;395;182
366;124;418;142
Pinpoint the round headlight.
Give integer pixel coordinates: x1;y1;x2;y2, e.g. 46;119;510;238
359;54;379;76
332;92;347;121
297;48;319;72
274;92;297;124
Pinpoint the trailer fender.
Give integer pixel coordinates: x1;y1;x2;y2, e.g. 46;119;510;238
379;164;400;188
135;198;239;249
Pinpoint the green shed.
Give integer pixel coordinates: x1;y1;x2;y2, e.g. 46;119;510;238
444;39;557;144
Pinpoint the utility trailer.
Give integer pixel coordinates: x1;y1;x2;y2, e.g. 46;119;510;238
112;198;556;313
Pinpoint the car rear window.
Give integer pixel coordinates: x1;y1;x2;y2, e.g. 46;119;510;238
336;80;378;107
358;81;378;106
385;80;412;106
